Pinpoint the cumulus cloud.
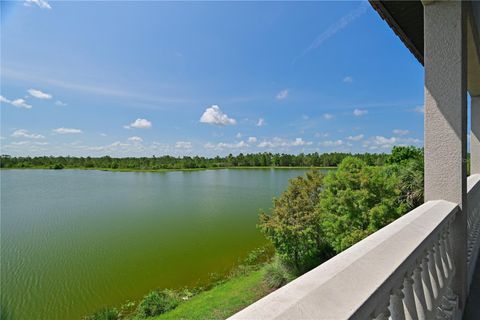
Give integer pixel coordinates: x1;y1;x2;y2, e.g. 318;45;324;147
393;129;410;136
24;0;51;9
319;140;344;147
125;118;152;129
323;113;334;120
256;118;266;127
353;108;368;116
53;127;83;134
248;137;257;143
364;135;421;150
175;141;193;149
347;134;364;141
276;89;289;100
28;89;52;99
11;129;45;139
127;136;143;142
343;76;353;83
236;132;242;139
200;105;236;126
258;137;312;148
55;100;67;106
1;95;32;109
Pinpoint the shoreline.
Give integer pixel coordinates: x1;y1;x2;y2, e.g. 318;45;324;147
0;166;337;173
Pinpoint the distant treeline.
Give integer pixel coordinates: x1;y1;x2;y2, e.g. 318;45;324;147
0;152;390;170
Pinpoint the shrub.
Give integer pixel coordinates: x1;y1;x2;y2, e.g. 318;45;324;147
52;163;64;170
84;307;119;320
136;289;180;318
263;257;294;289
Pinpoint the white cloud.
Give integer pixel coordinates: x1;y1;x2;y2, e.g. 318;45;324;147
276;89;289;100
1;96;32;109
175;141;193;149
206;140;250;150
319;140;344;147
55;100;67;106
236;132;242;139
257;137;312;148
28;89;52;99
256;118;266;127
364;135;422;150
248;137;257;143
414;105;425;114
12;99;33;109
125;118;152;129
343;76;353;83
11;129;45;139
9;141;48;146
323;113;334;120
347;134;364;141
297;1;368;60
353;108;368;116
53;127;83;134
127;136;143;142
100;133;107;137
24;0;51;9
393;129;410;136
200;105;236;126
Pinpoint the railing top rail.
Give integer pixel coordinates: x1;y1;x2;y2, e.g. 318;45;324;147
229;200;459;320
467;174;480;194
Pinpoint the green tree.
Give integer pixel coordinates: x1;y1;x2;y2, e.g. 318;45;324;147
387;146;423;165
318;157;408;253
259;170;331;274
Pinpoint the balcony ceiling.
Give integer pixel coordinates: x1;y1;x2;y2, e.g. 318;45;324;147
369;0;480;96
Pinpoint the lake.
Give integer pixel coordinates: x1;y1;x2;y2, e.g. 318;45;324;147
1;168;325;320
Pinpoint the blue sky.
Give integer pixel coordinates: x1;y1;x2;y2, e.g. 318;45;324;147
1;0;428;157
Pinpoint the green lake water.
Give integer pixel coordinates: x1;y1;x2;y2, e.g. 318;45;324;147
1;168;325;320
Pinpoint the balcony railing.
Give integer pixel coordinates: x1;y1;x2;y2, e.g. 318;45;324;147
230;175;480;320
467;174;480;288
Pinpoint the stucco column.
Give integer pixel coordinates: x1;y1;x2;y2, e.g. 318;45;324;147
472;96;480;174
424;0;468;309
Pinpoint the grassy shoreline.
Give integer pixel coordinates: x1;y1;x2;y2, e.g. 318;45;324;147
1;166;336;173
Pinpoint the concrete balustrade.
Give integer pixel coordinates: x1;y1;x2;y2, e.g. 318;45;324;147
467;174;480;288
230;177;480;320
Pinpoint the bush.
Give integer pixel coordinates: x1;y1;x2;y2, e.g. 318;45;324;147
84;307;119;320
136;289;180;318
263;257;294;289
52;163;64;169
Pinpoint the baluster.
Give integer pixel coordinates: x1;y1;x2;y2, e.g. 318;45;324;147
412;261;427;320
443;227;454;273
433;237;447;295
403;272;418;320
439;230;451;282
371;300;390;320
427;247;440;304
420;254;434;315
389;286;405;319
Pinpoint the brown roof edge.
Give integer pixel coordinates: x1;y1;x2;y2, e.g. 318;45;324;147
369;0;424;65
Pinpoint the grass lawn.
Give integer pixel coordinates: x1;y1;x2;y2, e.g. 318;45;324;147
153;267;271;320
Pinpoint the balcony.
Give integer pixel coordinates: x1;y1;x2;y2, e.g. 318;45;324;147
230;1;480;319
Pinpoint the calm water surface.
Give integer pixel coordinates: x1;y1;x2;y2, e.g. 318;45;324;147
1;168;322;320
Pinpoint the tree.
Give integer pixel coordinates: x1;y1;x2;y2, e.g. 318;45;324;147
318;157;408;253
387;146;423;165
259;170;331;274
